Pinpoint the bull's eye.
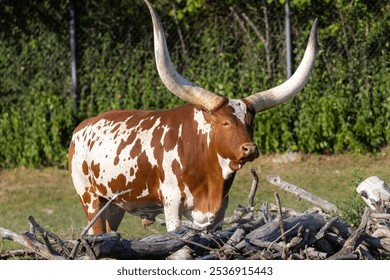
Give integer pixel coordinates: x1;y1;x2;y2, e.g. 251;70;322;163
222;121;229;126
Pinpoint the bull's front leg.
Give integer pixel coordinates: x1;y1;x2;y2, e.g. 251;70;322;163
208;195;229;231
163;203;181;231
161;187;182;231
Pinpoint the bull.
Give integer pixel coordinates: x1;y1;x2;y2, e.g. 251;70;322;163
68;0;318;234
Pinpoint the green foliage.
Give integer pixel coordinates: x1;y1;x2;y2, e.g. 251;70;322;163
0;22;73;167
340;168;367;227
0;0;389;167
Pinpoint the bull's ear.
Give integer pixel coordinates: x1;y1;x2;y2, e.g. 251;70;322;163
206;98;229;114
241;99;256;116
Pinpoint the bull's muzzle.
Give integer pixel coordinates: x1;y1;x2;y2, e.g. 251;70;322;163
241;143;259;159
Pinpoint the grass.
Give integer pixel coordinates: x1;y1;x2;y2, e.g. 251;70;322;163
1;148;390;250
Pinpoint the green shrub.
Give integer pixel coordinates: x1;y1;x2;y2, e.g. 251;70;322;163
340;168;367;227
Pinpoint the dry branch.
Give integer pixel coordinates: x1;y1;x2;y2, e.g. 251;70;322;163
0;227;66;260
267;175;339;214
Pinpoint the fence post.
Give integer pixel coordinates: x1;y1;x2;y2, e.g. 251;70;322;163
285;0;292;79
69;0;78;116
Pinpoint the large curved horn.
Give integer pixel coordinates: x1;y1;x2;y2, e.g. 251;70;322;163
144;0;225;112
245;19;318;113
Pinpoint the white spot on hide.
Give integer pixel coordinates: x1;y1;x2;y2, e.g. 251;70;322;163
193;109;211;146
228;99;247;124
217;154;235;179
136;187;149;199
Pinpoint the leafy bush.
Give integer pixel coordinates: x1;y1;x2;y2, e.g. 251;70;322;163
340;168;367;227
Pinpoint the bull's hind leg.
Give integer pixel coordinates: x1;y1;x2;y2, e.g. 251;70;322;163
79;194;107;234
104;202;125;232
80;194;124;234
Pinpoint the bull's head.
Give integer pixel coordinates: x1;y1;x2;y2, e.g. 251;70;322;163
144;0;317;173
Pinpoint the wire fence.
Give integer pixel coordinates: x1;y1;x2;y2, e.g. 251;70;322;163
0;0;389;167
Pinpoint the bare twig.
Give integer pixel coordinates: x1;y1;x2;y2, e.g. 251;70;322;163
266;222;301;251
170;2;187;57
248;169;259;211
229;6;256;49
70;189;133;259
274;193;286;242
28;216;71;257
224;205;247;224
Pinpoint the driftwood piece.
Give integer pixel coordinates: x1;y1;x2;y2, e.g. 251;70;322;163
224;169;260;225
357;244;375;260
82;226;237;260
246;212;326;243
166;245;194;260
274;193;286;242
363;235;390;252
303;247;328;259
0;227;66;260
267;176;339;214
248;169;259;210
268;203;303;217
0;249;35;259
27;216;71;257
357;176;390;211
327;208;370;260
308;216;339;246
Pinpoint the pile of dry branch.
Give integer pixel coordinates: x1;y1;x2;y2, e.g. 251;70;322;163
1;170;390;260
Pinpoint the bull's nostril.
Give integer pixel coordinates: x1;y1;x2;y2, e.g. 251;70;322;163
242;143;258;156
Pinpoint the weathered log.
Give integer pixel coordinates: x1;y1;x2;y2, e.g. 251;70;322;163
259;202;273;223
245;212;327;243
81;226;237;259
363;235;390;252
314;238;336;254
223;227;246;252
371;213;390;220
357;244;375;260
0;249;35;259
324;232;345;248
284;225;304;251
308;216;339;246
166;245;194;260
356;176;390;211
267;175;339;214
327;207;370;260
85;228;194;259
303;247;328;260
328;253;359;260
372;225;390;239
224;205;247;224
